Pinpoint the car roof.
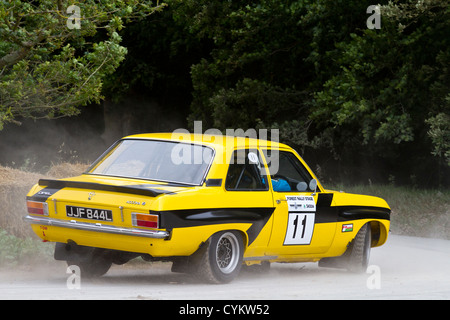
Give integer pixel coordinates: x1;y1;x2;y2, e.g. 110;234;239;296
123;132;291;150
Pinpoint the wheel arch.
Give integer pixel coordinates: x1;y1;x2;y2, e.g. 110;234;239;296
368;220;389;248
212;228;249;250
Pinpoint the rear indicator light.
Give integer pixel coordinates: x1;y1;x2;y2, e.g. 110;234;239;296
27;201;49;216
132;213;159;229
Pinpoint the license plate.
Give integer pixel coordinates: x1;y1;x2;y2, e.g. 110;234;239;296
66;205;113;222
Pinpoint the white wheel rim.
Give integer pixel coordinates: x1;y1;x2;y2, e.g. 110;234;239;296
216;232;240;274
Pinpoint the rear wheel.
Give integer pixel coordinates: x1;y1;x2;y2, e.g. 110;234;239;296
67;248;112;278
195;231;244;284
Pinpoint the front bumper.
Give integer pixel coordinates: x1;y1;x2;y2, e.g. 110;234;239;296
23;215;170;239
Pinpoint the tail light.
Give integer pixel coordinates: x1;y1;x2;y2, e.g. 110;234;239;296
132;212;159;229
27;201;49;216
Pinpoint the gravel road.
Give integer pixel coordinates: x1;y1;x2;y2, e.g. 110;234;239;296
0;234;449;300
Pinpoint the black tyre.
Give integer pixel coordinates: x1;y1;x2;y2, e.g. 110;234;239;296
318;223;372;272
67;248;112;278
347;223;372;273
195;231;244;284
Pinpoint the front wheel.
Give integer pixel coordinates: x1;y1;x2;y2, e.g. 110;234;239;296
195;231;244;284
318;223;372;273
347;223;372;273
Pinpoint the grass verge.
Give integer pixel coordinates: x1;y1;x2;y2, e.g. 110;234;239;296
0;229;54;267
330;184;450;240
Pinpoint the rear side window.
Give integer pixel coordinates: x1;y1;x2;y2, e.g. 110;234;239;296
225;149;268;191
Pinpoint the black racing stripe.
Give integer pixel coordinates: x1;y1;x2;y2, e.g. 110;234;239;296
338;206;391;221
159;207;275;246
315;206;390;223
316;193;337;223
316;193;333;207
27;187;64;202
315;193;390;223
38;179;174;197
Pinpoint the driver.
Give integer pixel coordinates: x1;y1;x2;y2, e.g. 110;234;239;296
271;176;291;192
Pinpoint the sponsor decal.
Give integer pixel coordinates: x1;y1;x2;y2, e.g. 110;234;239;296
342;224;353;232
284;195;316;245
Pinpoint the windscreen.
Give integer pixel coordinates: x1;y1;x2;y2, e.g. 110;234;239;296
88;139;214;185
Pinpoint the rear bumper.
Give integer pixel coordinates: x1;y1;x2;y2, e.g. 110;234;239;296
23;215;170;239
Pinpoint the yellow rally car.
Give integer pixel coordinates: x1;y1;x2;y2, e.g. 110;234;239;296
24;133;390;283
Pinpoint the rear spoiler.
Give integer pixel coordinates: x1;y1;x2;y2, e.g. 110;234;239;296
38;179;174;198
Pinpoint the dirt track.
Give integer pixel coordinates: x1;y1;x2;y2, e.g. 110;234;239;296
0;234;448;300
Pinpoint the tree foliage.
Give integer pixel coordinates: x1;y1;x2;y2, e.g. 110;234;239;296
166;0;449;184
0;0;166;129
1;0;449;186
311;0;450;161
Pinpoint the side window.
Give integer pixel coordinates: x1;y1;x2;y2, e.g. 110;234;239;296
262;150;314;192
225;149;268;191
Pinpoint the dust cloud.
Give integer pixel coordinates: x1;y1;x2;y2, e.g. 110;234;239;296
0;235;449;299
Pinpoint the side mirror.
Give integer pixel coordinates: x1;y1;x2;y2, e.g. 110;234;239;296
296;182;308;192
309;179;318;195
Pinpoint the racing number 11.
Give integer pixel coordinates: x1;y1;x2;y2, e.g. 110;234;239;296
292;215;307;239
284;213;315;245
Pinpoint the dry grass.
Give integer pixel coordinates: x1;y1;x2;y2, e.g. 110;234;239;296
0;166;46;188
46;162;89;179
0;163;89;238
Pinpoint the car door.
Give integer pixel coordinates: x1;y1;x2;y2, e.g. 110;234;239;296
223;148;274;258
263;149;336;256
